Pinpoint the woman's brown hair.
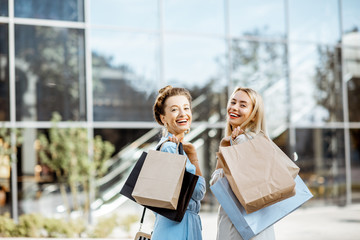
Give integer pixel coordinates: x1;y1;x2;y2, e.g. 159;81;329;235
153;85;192;126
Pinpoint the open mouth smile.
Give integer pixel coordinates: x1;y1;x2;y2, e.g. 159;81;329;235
176;119;188;125
229;112;240;119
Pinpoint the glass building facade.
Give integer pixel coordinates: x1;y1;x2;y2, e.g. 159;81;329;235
0;0;359;219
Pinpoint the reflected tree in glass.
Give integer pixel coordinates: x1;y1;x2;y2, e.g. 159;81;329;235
92;51;157;122
15;25;86;121
0;24;9;121
313;46;343;122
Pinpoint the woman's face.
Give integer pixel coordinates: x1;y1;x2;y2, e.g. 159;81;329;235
160;95;192;138
227;90;253;129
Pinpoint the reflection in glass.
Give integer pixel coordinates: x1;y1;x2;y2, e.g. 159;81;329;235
15;25;86;121
229;0;285;38
347;76;360;122
164;35;227;122
94;128;159;203
0;23;9;121
90;0;158;30
0;0;8;16
91;30;159;121
164;0;224;34
289;0;340;44
289;43;343;123
342;0;360;34
15;0;84;22
231;40;288;137
295;128;346;205
350;129;360;202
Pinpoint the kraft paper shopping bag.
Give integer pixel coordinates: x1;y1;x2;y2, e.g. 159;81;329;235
132;144;186;210
120;144;199;222
210;176;313;240
218;132;298;213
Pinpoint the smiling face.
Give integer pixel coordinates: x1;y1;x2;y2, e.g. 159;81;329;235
160;95;192;139
227;90;254;129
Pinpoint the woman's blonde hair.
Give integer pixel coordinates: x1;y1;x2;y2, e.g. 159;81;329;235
225;87;267;137
153;85;192;126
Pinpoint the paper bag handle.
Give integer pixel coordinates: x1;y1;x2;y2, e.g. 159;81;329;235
139;207;146;231
156;141;184;155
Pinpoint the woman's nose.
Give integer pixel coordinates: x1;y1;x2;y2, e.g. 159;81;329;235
178;108;185;116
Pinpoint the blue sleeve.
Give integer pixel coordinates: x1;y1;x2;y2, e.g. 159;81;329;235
192;176;206;201
160;141;178;154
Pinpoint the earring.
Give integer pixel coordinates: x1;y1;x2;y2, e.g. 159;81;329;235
185;128;190;134
162;123;169;137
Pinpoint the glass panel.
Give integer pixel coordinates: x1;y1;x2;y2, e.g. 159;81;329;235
343;41;360;122
289;0;340;44
90;0;158;29
342;0;360;34
15;25;86;121
164;0;224;35
231;40;288;137
164;35;227;122
0;23;9;121
0;127;15;215
273;129;290;156
91;30;159;121
94;128;159;208
14;0;84;22
229;0;285;38
347;75;360;122
0;0;8;16
350;129;360;203
289;43;343;123
295;128;346;205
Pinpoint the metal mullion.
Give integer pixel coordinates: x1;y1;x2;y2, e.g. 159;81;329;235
0;16;9;23
8;0;18;222
13;17;85;29
338;0;352;205
224;0;232;95
84;0;95;224
158;0;165;86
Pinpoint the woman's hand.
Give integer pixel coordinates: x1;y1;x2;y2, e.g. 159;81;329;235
231;126;244;141
168;137;202;176
182;142;197;159
168;135;180;144
182;142;203;176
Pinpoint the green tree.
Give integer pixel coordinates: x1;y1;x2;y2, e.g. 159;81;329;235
36;113;115;217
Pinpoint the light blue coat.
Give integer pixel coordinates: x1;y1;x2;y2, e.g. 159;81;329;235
151;134;206;240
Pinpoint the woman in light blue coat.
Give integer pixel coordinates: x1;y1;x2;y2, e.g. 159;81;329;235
151;85;206;240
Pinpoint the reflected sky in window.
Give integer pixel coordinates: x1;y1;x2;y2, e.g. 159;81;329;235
289;0;340;44
90;0;158;30
164;35;226;90
164;0;224;35
229;0;285;38
342;0;360;33
91;30;159;94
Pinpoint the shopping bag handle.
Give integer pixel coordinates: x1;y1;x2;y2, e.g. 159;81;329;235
156;141;184;155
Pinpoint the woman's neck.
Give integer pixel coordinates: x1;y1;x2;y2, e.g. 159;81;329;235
169;131;185;141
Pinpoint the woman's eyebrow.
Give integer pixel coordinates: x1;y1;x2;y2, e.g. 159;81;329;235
232;98;248;104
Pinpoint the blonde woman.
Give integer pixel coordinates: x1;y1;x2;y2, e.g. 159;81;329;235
210;87;276;240
151;85;206;240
